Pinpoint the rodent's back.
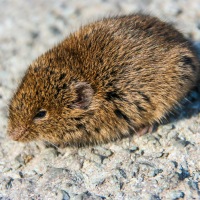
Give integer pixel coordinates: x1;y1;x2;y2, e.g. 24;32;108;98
7;14;200;146
63;14;199;126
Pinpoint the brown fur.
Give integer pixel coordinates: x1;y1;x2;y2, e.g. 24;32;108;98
7;14;200;147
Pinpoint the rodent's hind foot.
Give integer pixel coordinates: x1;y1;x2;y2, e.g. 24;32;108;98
137;125;156;136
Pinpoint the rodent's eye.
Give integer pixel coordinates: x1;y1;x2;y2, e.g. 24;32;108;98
34;110;47;120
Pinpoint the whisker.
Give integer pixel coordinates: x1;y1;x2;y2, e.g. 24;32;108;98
42;139;59;149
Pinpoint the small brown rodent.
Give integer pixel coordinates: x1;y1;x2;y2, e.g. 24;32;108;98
7;14;200;147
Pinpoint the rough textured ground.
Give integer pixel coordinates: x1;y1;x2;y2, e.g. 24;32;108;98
0;0;200;199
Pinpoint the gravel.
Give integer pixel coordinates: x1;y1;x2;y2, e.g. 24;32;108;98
0;0;200;199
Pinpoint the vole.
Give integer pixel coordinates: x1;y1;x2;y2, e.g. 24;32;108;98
7;14;200;147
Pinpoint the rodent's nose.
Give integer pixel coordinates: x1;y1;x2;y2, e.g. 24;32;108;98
8;128;26;141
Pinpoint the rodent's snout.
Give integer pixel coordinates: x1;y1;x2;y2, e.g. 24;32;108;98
7;127;26;141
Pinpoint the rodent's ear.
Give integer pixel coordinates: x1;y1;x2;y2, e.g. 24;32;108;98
70;82;94;109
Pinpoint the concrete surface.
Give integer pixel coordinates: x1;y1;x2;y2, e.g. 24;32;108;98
0;0;200;199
